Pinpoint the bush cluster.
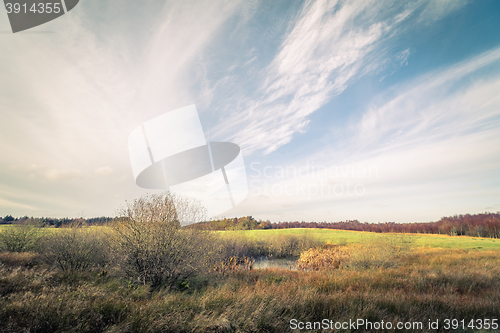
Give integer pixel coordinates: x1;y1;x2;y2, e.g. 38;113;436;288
297;244;350;270
0;193;221;290
41;228;108;271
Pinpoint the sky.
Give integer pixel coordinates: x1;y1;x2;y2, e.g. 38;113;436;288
1;0;499;223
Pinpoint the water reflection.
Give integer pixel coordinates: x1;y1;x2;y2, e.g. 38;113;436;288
253;257;297;270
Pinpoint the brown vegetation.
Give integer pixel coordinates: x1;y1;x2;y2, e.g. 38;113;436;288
1;196;499;332
1;244;499;332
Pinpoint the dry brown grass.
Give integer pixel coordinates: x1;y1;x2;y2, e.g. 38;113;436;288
0;245;499;332
297;244;350;270
0;251;42;268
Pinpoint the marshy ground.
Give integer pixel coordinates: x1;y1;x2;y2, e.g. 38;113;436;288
1;225;499;332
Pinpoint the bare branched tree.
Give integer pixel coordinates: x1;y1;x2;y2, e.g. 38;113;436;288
112;192;216;288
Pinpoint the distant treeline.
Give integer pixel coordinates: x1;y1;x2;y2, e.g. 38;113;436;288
0;216;116;227
191;213;500;238
189;216;273;231
2;213;500;238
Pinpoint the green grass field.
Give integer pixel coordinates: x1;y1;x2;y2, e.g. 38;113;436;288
3;224;499;250
221;228;500;250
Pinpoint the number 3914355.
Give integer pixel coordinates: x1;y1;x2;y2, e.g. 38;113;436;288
5;3;62;14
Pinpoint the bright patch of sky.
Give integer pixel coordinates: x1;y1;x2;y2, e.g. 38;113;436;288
0;0;499;222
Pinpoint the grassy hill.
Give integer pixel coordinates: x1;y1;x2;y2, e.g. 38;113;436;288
222;228;500;250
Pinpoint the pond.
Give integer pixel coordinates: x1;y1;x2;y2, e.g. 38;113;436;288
253;257;297;270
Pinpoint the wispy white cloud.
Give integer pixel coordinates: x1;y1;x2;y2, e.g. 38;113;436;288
0;198;37;211
234;46;500;222
211;0;467;155
354;47;500;152
7;164;83;181
378;48;410;81
0;0;243;216
0;0;488;220
416;0;469;24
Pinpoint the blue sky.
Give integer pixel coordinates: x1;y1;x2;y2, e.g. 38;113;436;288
0;0;499;222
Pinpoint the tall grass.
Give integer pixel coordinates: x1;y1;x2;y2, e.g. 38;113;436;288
218;232;322;259
1;247;499;332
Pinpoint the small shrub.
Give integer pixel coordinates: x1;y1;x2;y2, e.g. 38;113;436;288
112;193;216;288
0;225;41;252
41;228;109;271
297;245;350;270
